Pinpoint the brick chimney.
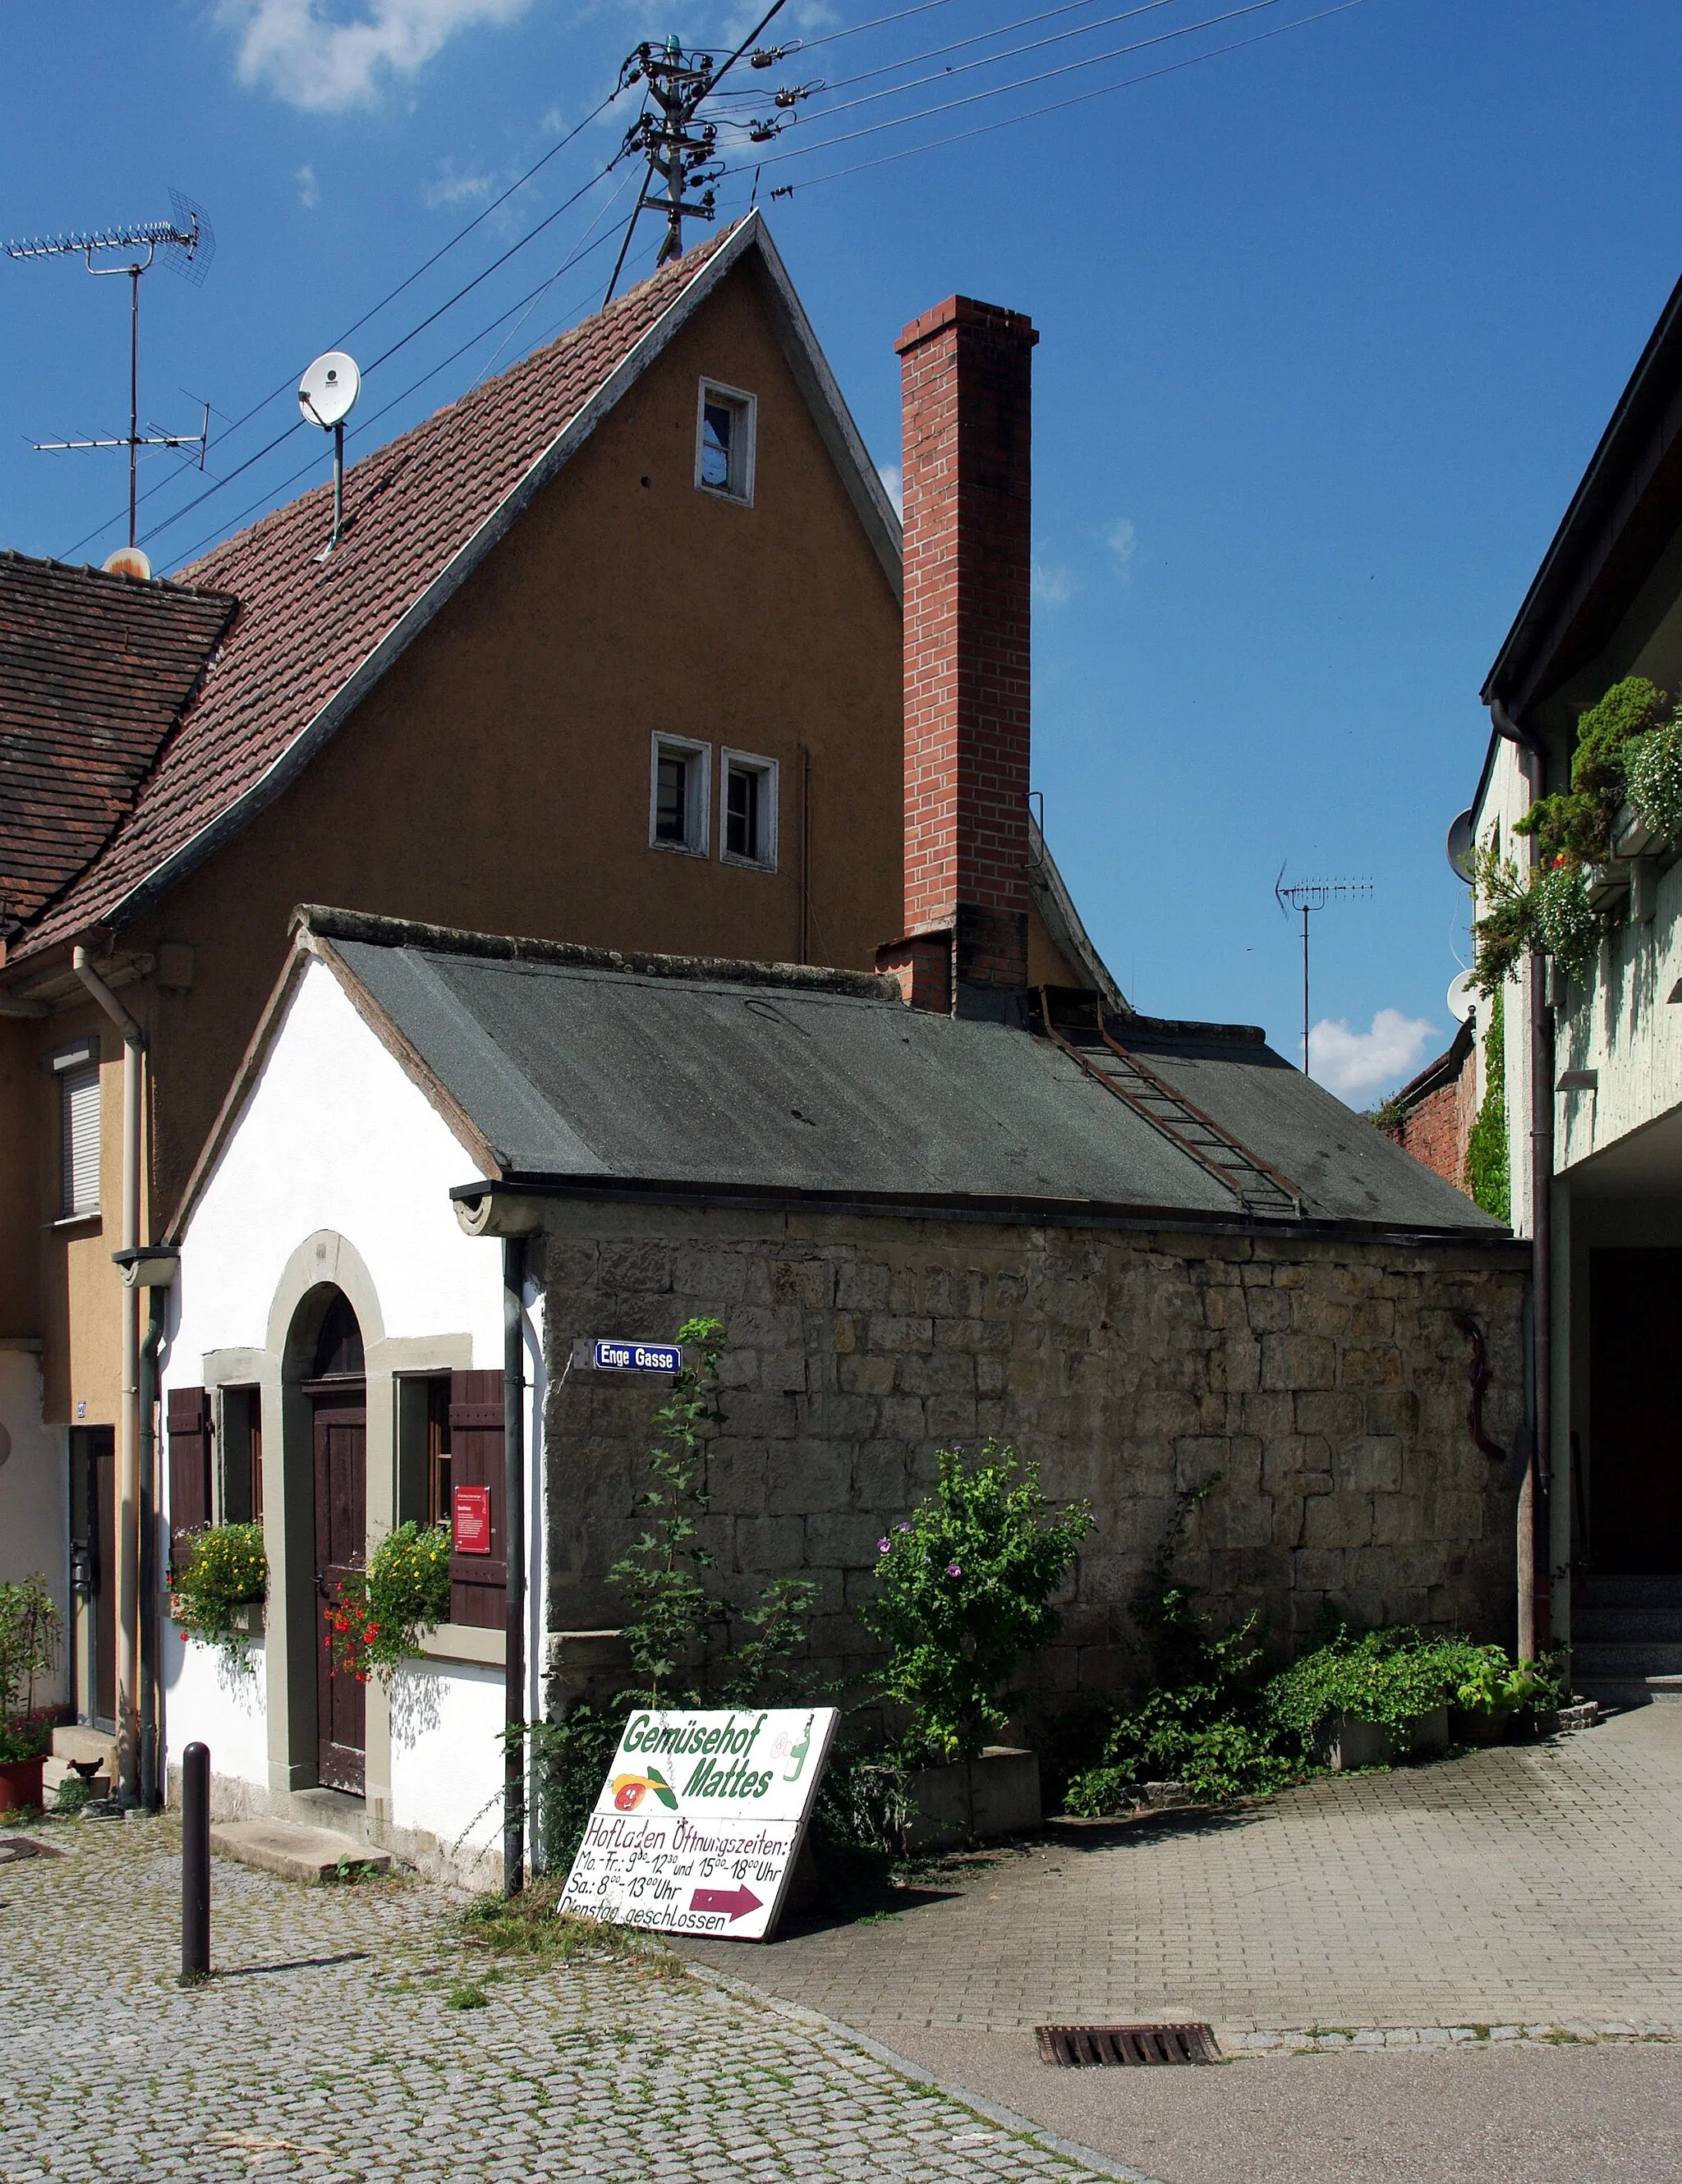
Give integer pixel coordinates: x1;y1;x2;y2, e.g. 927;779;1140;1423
878;294;1038;1018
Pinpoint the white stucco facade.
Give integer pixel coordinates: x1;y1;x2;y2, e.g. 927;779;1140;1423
161;954;542;1882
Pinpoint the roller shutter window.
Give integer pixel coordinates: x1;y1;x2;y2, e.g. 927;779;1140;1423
59;1058;101;1218
448;1368;506;1628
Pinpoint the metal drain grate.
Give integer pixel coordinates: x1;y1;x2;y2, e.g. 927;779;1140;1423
1036;2022;1218;2067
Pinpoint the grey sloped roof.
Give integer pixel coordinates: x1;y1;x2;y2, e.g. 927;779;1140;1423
319;919;1503;1237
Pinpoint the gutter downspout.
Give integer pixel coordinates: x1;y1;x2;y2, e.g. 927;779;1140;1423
503;1235;526;1899
1490;702;1553;1663
138;1288;166;1810
73;947;144;1807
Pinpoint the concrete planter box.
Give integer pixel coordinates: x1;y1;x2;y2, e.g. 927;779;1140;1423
903;1746;1041;1850
1450;1705;1520;1746
1328;1707;1449;1771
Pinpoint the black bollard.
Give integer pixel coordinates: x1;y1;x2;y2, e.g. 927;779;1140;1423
182;1741;210;1980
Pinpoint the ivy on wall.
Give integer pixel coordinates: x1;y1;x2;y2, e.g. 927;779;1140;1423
1464;986;1510;1223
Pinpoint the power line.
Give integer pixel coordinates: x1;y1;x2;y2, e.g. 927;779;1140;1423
168;222;630;572
748;0;1367;195
738;0;1298;164
820;0;1175;95
58;90;622;562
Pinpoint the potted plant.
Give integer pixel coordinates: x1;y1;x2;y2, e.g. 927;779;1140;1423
1266;1627;1473;1771
1450;1648;1544;1745
0;1573;63;1813
169;1522;268;1662
864;1444;1091;1850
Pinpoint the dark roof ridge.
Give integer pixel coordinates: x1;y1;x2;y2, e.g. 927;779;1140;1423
295;904;900;1002
1113;1012;1269;1047
0;546;237;607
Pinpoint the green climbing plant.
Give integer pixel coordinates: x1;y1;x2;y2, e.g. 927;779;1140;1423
1464;985;1510;1222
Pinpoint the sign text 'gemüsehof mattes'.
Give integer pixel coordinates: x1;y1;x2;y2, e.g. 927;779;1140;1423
559;1706;839;1941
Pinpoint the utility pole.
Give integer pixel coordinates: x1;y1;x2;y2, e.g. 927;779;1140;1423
3;194;214;553
603;2;807;305
1274;872;1372;1076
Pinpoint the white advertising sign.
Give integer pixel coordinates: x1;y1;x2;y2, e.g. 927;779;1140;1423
559;1705;839;1941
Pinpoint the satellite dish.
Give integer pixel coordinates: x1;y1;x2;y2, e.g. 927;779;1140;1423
1447;970;1477;1023
298;351;361;429
1445;808;1477;883
102;546;152;581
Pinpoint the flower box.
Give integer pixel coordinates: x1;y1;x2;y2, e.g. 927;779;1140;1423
903;1746;1041;1851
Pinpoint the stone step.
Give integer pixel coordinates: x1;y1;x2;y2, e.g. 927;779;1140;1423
1575;1574;1682;1611
1648;1677;1682;1705
1574;1608;1682;1642
1574;1640;1682;1677
52;1727;117;1773
210;1820;391;1885
42;1756;111;1798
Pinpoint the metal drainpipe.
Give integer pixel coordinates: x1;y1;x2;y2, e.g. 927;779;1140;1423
72;947;144;1805
1490;703;1553;1662
138;1287;166;1810
503;1234;526;1898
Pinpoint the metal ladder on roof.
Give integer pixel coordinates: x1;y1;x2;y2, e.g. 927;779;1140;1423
1037;991;1303;1219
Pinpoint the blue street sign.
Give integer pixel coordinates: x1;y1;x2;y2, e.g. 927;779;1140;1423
591;1338;682;1374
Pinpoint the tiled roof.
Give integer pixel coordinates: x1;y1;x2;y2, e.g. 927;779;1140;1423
0;554;234;936
7;225;743;963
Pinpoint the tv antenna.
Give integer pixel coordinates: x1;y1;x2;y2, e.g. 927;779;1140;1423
601;1;816;305
298;351;361;557
2;191;214;555
1274;870;1373;1077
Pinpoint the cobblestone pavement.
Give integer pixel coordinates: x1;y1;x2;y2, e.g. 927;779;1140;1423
0;1816;1143;2184
686;1705;1682;2039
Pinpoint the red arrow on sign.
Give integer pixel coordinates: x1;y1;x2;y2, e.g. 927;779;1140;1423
690;1883;762;1920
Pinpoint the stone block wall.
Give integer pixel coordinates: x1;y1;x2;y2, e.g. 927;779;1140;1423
539;1203;1528;1704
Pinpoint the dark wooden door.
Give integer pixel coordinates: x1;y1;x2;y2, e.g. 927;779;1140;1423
1589;1249;1682;1572
313;1394;367;1794
71;1428;116;1727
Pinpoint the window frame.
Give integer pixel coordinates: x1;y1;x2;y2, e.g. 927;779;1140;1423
52;1038;101;1224
694;379;757;506
648;732;712;857
719;748;779;873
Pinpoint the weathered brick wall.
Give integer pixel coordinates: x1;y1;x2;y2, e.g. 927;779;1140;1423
539;1205;1528;1706
1386;1047;1477;1199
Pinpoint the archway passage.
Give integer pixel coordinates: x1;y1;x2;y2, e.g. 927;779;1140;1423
304;1290;367;1794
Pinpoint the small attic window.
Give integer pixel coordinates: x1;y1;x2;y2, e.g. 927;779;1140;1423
696;380;756;503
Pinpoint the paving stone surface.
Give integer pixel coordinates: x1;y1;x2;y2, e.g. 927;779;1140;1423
686;1705;1682;2039
0;1815;1133;2184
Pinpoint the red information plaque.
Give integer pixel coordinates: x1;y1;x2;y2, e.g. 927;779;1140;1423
453;1485;491;1555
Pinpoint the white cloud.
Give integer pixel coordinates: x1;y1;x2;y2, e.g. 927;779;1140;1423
423;162;495;209
221;0;532;111
1307;1008;1438;1099
877;461;902;518
296;163;319;208
1104;516;1136;580
1031;556;1075;606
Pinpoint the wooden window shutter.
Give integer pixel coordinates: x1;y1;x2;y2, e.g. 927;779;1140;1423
448;1369;506;1628
167;1387;214;1566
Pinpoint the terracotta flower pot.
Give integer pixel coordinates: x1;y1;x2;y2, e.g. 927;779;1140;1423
0;1756;46;1813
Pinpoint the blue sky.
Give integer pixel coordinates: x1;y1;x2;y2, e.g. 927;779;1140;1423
4;2;1680;1100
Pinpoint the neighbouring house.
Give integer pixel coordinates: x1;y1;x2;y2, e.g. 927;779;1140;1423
0;218;1114;1798
154;289;1524;1882
1376;1016;1478;1194
1464;263;1682;1700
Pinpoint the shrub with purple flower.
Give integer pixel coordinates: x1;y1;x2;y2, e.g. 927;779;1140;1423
863;1443;1091;1764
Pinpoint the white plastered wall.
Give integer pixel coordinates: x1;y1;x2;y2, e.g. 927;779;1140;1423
1473;734;1538;1239
162;955;534;1875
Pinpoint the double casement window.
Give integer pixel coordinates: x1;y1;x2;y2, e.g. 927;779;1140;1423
695;380;756;504
648;738;778;870
53;1040;100;1221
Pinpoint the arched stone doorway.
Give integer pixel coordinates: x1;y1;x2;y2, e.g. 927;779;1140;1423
287;1284;368;1795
